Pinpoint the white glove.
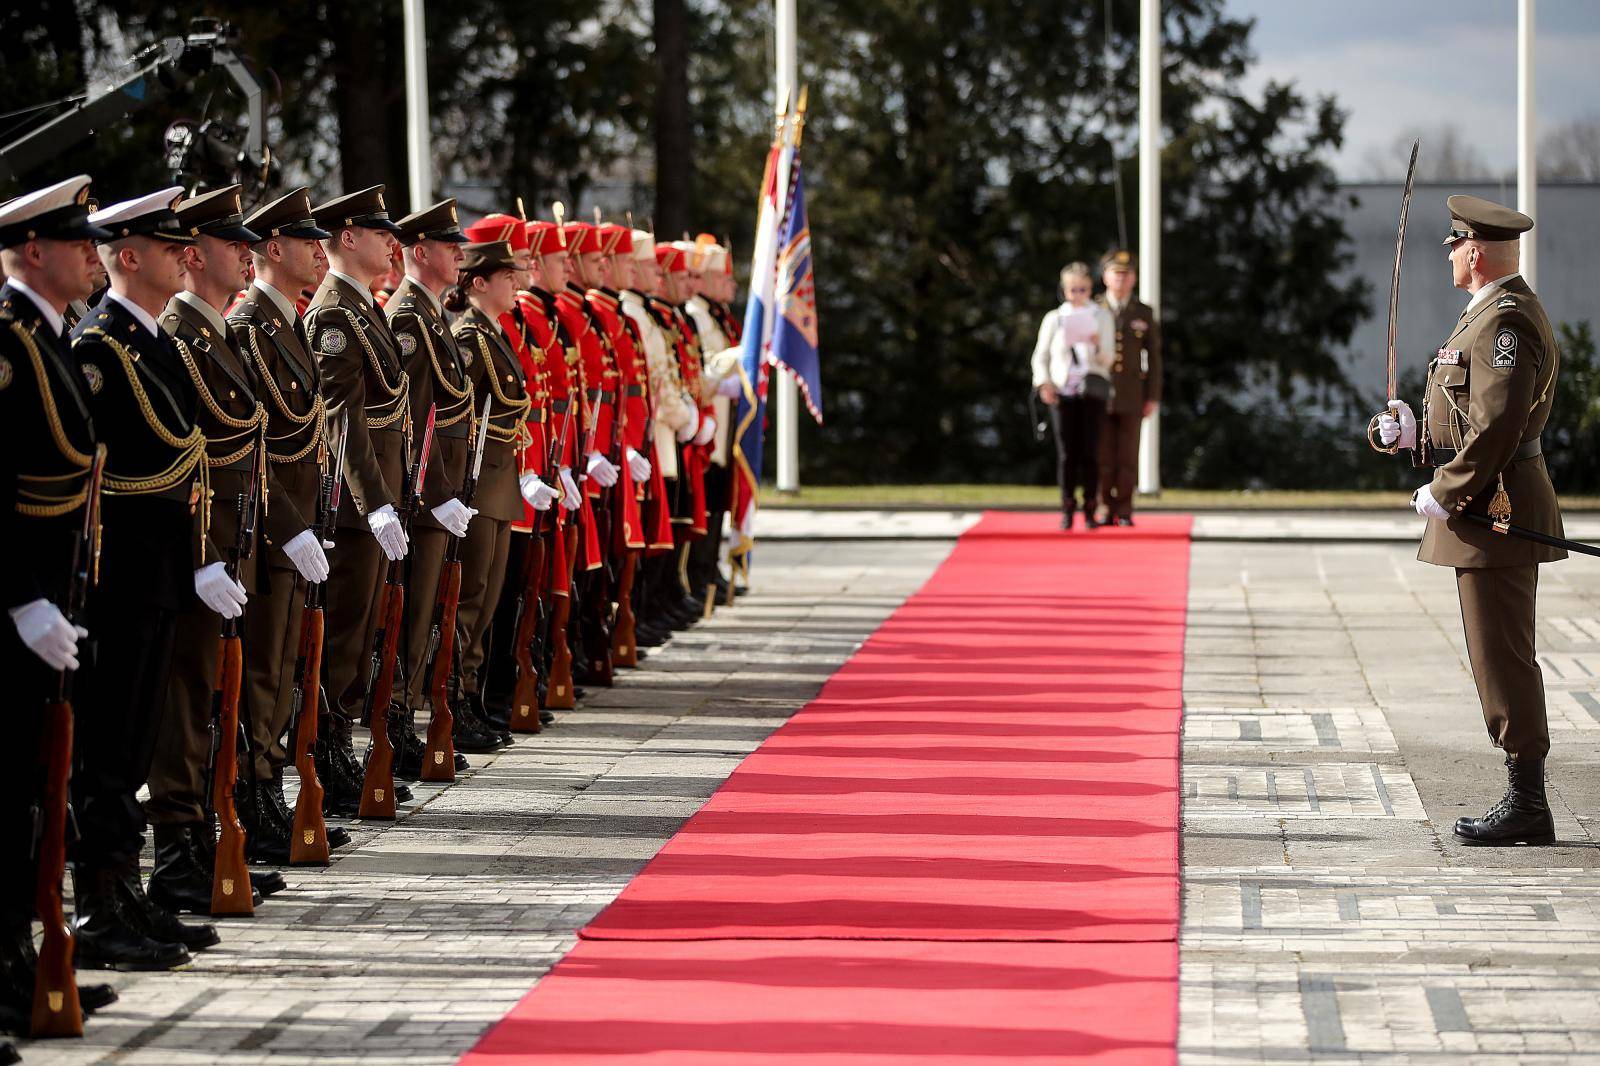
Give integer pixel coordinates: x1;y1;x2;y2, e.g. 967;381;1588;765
716;373;742;399
1378;399;1417;449
676;409;699;443
195;561;247;619
586;451;619;488
693;415;717;447
520;472;558;511
625;447;652;482
367;503;408;561
9;599;87;671
283;528;330;583
1412;483;1450;521
431;497;476;538
558;467;581;511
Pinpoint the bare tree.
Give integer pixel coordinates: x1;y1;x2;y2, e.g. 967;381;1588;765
1541;116;1600;180
1360;124;1492;181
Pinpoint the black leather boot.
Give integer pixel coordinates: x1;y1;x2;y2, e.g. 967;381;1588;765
236;780;291;866
0;1037;17;1064
451;702;501;753
72;866;191;971
187;822;279;900
147;822;238;915
0;922;118;1018
1455;755;1557;846
317;714;365;817
389;702;425;781
119;867;219;950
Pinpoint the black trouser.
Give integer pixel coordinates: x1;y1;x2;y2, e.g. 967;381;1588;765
1049;394;1106;514
72;595;178;871
1;637;51;933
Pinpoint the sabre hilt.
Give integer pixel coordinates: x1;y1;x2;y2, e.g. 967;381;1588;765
1366;409;1399;456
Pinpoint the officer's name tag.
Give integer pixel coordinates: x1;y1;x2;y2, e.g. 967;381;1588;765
1436;348;1463;365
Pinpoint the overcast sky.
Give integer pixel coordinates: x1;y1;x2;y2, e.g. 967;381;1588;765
1228;0;1600;179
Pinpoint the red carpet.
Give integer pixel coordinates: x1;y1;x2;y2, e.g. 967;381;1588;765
461;512;1191;1063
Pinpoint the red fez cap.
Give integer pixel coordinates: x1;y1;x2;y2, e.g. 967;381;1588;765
463;212;528;253
654;244;687;273
598;223;634;257
526;220;559;256
562;222;602;255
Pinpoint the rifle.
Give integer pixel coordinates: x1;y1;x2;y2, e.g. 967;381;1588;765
358;404;436;818
287;419;347;864
421;398;490;780
511;393;576;729
203;443;263;916
30;444;105;1038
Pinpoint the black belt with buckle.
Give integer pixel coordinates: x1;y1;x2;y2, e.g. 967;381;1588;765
623;384;645;398
210;453;254;472
1431;436;1541;466
527;409;548;424
586;388;617;404
551;399;571;414
437;422;469;440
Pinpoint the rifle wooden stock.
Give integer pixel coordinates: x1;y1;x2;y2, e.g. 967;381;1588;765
31;697;81;1037
421;559;462;780
611;546;639;666
510;528;547;732
545;522;578;709
210;630;253;915
358;574;404;819
288;605;329;865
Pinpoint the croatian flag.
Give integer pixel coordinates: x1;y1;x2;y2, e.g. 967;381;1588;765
729;139;785;549
769;156;821;422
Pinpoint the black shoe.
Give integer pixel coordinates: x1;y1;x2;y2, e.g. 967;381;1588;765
1455;755;1557;846
236;781;291;866
1084;515;1101;530
636;623;668;648
1060;511;1075;530
0;1037;16;1064
452;707;501;754
118;870;219;950
390;703;425;781
454;753;470;771
327;825;352;850
72;867;191;971
148;823;261;914
1115;516;1134;527
539;709;556;726
317;723;364;817
0;928;121;1015
79;981;118;1012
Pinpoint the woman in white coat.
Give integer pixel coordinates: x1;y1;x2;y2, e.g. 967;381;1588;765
1031;261;1116;529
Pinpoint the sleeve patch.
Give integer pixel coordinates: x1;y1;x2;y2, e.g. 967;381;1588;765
1493;328;1517;368
319;327;347;355
81;363;104;394
398;331;417;357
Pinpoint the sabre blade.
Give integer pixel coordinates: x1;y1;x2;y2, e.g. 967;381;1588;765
1386;138;1420;402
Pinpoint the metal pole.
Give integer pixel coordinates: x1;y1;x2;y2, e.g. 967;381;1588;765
403;0;432;213
1136;0;1162;495
1518;0;1537;289
774;0;800;493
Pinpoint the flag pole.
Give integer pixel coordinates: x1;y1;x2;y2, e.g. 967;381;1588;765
1518;0;1537;289
774;0;800;493
403;0;432;212
1136;0;1162;496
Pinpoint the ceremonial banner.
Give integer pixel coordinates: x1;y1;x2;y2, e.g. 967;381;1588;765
769;156;822;423
729;136;785;551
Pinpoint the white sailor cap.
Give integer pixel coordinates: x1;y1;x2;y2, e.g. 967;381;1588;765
88;186;195;244
630;229;656;262
0;175;112;249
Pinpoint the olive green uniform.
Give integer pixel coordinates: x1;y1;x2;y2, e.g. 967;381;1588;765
1095;295;1160;522
1417;274;1563;759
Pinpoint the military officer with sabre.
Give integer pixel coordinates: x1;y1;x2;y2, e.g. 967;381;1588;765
1376;184;1570;847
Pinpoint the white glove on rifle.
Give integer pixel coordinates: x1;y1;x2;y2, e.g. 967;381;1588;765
283;528;330;583
10;599;87;672
716;373;742;399
676;409;699;443
1378;399;1417;449
693;414;717;447
195;561;247;619
1412;483;1450;521
431;497;476;538
520;472;558;511
558;467;581;511
625;447;651;482
367;503;408;561
586;451;619;488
